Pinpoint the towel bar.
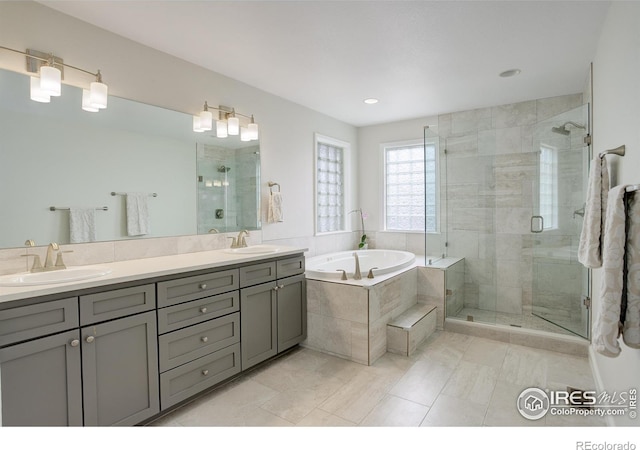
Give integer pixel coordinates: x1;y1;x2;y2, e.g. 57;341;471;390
111;191;157;197
268;181;281;192
50;206;108;211
599;145;625;159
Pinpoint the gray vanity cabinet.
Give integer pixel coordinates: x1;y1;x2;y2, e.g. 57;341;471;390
276;274;307;352
81;310;159;426
0;329;83;426
240;281;278;370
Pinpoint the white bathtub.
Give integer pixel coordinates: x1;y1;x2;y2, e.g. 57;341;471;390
305;249;416;280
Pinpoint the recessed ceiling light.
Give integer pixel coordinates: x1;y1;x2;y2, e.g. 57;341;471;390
363;98;379;104
499;69;522;78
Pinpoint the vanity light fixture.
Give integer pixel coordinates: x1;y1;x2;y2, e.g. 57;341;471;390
193;103;258;140
0;46;108;112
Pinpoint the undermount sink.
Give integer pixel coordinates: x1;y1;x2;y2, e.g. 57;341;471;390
222;245;280;255
0;267;112;287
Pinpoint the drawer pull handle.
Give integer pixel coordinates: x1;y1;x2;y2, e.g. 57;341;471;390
200;307;208;314
202;369;209;376
70;339;80;347
85;336;95;343
199;283;207;290
201;336;208;343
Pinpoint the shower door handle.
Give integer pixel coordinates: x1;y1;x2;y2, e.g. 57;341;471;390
531;216;544;233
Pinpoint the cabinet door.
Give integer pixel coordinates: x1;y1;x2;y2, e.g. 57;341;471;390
81;311;159;426
240;282;277;370
0;330;82;426
277;274;307;352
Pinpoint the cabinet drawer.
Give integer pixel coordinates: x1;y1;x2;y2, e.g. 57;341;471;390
157;269;239;308
239;262;276;288
158;291;239;334
80;284;155;326
0;297;79;347
277;255;305;278
160;343;241;410
159;312;240;372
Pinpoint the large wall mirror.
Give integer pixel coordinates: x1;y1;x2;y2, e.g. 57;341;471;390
0;68;261;249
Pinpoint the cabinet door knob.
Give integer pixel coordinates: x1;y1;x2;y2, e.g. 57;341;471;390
278;284;285;289
200;307;208;314
201;336;208;343
202;369;209;376
199;283;207;290
273;286;279;291
70;339;80;347
85;336;95;343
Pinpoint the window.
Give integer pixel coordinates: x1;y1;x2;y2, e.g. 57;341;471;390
383;140;438;232
539;145;558;230
315;134;350;234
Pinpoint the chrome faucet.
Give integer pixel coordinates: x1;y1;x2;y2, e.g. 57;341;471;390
236;230;250;248
353;252;362;280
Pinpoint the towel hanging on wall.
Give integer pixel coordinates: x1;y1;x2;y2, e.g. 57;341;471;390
69;207;97;243
578;155;609;268
268;191;284;223
126;192;150;236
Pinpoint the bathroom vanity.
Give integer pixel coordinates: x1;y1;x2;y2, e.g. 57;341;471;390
0;246;306;426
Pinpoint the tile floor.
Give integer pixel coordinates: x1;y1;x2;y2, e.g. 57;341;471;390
149;331;606;427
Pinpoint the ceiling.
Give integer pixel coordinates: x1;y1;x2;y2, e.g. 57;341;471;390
39;1;610;127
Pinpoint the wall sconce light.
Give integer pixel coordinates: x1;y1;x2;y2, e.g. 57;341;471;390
0;46;108;112
193;103;258;140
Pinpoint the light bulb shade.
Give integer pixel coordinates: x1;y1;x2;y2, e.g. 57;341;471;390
227;116;240;135
82;89;99;112
199;110;213;131
89;81;108;109
193;116;205;132
248;122;259;141
240;127;251;142
39;66;61;97
30;76;50;103
216;120;228;138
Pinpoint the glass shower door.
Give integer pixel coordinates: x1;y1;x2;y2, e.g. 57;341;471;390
531;104;590;338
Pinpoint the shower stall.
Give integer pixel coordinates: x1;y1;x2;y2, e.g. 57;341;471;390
439;100;591;339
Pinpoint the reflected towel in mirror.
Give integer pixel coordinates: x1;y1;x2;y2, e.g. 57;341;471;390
126;193;150;236
69;207;97;243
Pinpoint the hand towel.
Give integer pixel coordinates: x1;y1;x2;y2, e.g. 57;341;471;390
594;186;627;357
623;191;640;348
268;191;284;223
126;193;150;236
69;207;97;243
578;155;609;268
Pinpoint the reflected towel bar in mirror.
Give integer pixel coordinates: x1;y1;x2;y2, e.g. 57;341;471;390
111;191;158;197
50;206;108;211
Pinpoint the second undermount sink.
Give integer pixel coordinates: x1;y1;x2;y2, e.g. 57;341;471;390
222;245;280;255
0;267;112;287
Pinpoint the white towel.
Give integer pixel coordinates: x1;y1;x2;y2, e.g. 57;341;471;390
623;191;640;349
578;155;609;268
69;207;97;243
594;186;629;357
126;193;150;236
268;191;284;223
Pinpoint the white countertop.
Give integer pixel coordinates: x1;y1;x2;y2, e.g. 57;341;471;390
0;245;307;305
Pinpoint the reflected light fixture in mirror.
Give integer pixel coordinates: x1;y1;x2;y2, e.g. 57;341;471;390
0;45;108;112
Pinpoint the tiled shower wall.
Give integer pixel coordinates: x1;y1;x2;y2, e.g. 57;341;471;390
440;93;585;317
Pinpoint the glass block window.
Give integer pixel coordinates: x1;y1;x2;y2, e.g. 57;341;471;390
384;142;438;232
539;145;558;230
316;135;348;234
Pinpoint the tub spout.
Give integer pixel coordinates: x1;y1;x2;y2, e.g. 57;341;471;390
353;252;362;280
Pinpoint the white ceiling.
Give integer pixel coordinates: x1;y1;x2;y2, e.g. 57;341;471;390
40;1;610;127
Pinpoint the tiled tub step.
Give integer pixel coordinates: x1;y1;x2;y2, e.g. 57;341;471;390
386;304;437;357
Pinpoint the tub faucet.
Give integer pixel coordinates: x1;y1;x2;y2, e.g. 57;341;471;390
353;252;362;280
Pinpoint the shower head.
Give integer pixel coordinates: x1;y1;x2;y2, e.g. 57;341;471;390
551;121;586;136
217;165;231;173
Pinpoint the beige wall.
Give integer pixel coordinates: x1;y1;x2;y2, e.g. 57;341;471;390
590;1;640;427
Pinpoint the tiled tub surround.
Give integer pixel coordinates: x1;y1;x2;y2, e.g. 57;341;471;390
304;257;463;365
